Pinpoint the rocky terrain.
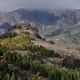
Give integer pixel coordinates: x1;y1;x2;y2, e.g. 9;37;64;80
1;23;80;67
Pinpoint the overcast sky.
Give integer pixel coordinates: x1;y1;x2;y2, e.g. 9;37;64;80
0;0;80;11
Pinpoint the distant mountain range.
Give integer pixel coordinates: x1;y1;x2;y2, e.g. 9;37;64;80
0;8;80;44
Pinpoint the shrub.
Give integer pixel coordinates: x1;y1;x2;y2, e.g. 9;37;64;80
47;40;55;44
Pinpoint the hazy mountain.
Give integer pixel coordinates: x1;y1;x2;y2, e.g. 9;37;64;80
0;9;80;44
0;9;78;26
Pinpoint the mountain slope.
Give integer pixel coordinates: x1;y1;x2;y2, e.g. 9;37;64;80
0;9;78;25
0;9;80;44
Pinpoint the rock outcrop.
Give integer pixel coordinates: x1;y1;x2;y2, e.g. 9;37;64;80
8;23;39;38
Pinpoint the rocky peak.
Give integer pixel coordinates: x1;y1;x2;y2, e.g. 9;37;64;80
8;23;39;38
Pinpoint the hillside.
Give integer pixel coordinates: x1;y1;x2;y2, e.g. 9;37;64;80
0;9;80;44
0;23;43;49
0;23;80;80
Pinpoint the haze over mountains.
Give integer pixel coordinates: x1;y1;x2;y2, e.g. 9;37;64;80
0;8;80;44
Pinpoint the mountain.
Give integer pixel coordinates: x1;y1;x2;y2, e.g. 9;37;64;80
1;9;80;80
0;9;80;44
0;9;78;25
1;23;80;80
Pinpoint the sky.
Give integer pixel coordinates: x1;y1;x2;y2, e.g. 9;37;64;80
0;0;80;11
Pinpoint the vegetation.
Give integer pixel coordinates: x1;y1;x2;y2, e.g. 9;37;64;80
1;51;80;80
47;40;55;44
62;56;80;69
0;64;26;80
0;34;31;50
0;32;17;39
36;34;45;40
0;72;24;80
24;45;60;58
32;74;39;80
